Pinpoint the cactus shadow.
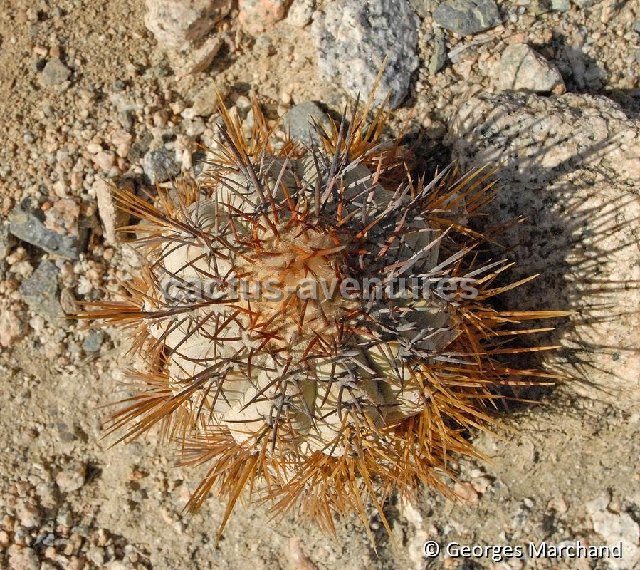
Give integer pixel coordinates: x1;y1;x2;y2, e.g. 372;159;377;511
445;94;640;411
367;92;640;555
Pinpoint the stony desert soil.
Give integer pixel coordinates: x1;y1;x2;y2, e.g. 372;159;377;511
0;1;639;569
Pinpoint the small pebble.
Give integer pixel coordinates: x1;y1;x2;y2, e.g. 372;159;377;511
82;330;104;353
41;58;71;86
16;500;41;529
238;0;289;34
287;0;316;27
56;464;86;493
282;101;332;146
20;260;65;324
8;544;40;570
494;43;565;93
142;148;181;184
429;27;448;74
454;482;480;504
94;151;116;172
434;0;501;36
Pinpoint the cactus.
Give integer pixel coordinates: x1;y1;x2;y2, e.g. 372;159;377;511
84;94;565;539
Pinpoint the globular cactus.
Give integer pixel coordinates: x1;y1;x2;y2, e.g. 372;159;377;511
85;93;564;538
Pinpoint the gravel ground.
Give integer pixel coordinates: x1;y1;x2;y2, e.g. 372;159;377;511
1;1;639;569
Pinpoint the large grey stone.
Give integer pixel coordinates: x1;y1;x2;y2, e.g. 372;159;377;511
311;0;419;108
434;0;500;36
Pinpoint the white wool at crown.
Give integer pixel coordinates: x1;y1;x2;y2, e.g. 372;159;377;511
143;156;465;456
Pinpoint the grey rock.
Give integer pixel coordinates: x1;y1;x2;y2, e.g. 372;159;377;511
128;132;154;163
82;330;105;353
57;422;79;442
409;0;436;17
41;58;71;86
311;0;419;108
550;0;570;11
434;0;500;36
118;108;134;129
20;261;64;324
87;546;106;566
428;27;448;75
9;202;80;260
581;63;606;90
282;102;332;146
563;44;586;88
494;43;564;92
143;147;181;183
634;21;640;34
192;151;208;178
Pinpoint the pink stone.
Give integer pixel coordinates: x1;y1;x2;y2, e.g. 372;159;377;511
238;0;289;34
